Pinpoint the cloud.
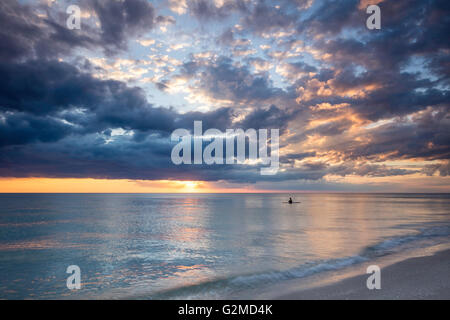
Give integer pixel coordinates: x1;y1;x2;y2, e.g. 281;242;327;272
242;0;298;35
320;107;450;162
0;0;167;60
179;56;286;105
0;112;73;147
187;0;248;20
0;0;448;189
238;105;297;133
297;0;360;37
423;161;450;177
329;162;419;177
0;0;94;61
85;0;159;51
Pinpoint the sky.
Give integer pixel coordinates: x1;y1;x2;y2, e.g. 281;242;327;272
0;0;449;193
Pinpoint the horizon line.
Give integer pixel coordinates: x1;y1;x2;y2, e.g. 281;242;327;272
0;192;449;194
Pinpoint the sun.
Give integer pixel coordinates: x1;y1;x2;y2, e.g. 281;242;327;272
181;181;199;191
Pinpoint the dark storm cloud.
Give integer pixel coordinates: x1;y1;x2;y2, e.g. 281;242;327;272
0;0;91;61
0;137;174;179
87;0;156;51
0;112;73;147
328;66;448;121
0;0;39;60
0;58;239;148
182;57;285;103
0;59;116;115
0;56;287;182
0;59;176;134
238;104;297;133
177;107;234;132
333;107;450;162
0;0;165;60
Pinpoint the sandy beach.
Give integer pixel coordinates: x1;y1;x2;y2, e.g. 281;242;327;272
274;248;450;300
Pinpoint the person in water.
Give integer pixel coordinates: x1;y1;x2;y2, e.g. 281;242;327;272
288;197;293;204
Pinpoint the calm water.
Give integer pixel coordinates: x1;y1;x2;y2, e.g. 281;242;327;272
0;193;449;299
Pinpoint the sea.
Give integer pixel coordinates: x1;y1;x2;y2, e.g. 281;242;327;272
0;193;449;299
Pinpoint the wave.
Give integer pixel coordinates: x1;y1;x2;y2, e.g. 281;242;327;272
359;225;450;258
141;224;450;299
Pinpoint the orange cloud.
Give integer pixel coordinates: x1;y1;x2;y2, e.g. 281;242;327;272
358;0;384;10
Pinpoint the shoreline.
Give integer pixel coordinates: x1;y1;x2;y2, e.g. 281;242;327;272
274;246;450;300
230;243;450;300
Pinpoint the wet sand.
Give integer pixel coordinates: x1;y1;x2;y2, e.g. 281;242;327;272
275;249;450;300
